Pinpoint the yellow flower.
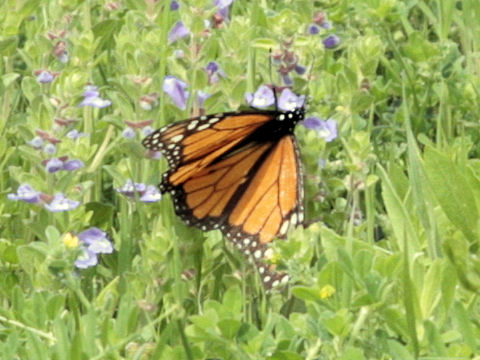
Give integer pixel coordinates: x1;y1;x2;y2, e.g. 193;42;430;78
320;285;335;299
63;233;79;248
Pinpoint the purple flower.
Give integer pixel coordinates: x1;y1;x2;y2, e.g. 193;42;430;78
140;185;162;203
303;117;338;142
278;88;305;111
44;193;80;212
168;21;190;43
63;159;84;171
308;24;320;35
116;180;147;197
143;126;154;136
43;144;57;155
79;85;112;108
116;180;162;203
323;35;340;49
245;85;275;108
45;157;84;173
36;70;55;83
122;127;135;139
321;21;332;30
46;158;64;173
7;184;41;204
66;129;87;140
281;74;293;86
27;136;44;149
295;64;307;75
163;76;189;110
214;0;234;20
198;90;211;108
78;227;113;254
170;0;180;10
75;248;98;269
205;61;227;84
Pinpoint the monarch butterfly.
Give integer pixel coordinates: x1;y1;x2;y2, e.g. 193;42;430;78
142;92;306;289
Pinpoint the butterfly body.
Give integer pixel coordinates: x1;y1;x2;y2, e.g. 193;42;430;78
143;107;305;288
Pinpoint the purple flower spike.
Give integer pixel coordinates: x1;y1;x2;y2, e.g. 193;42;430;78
303;117;338;142
140;185;162;203
245;85;275;108
163;76;189;110
63;159;84;171
75;248;98;269
78;227;114;254
46;158;64;173
44;193;80;212
278;88;305;111
323;35;340;49
7;184;41;204
168;21;190;43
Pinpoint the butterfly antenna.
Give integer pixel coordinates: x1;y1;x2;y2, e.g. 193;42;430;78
304;54;316;109
269;48;279;111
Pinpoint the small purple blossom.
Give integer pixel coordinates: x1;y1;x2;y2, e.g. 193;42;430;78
198;90;211;108
214;0;234;20
45;158;64;173
295;64;307;75
281;74;293;86
28;136;44;149
278;88;305;111
168;21;190;43
122;127;136;139
170;0;179;10
143;126;154;136
78;227;114;254
7;184;41;204
116;180;161;203
44;143;57;155
45;157;84;173
303;117;338;142
140;185;162;203
245;85;275;108
36;70;55;83
66;129;87;140
79;85;112;108
44;193;80;212
116;180;147;197
75;248;98;269
321;21;332;30
323;35;340;49
63;159;84;171
163;76;189;110
205;61;227;84
308;24;320;35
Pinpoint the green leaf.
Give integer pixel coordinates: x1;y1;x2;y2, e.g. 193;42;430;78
423;146;478;242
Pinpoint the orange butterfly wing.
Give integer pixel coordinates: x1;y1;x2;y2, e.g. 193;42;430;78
143;110;305;288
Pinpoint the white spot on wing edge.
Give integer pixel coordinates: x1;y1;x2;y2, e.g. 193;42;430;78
170;134;184;143
187;120;199;130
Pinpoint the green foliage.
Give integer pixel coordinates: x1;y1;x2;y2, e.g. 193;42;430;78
1;0;480;359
